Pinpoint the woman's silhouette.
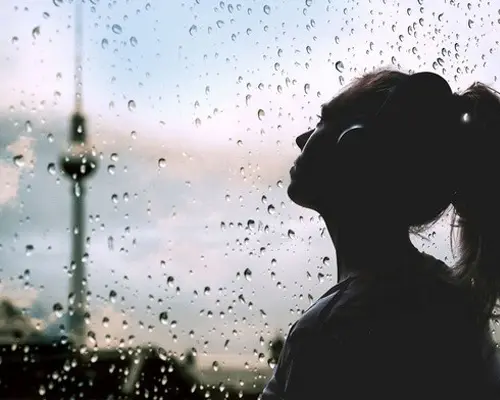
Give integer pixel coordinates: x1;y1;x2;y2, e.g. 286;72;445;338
261;69;500;399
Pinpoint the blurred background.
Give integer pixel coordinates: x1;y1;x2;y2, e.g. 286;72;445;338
0;0;499;398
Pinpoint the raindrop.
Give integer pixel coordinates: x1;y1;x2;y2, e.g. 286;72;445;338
257;109;265;120
127;100;136;111
13;155;24;167
47;163;56;175
263;5;271;14
43;12;50;19
109;290;117;303
112;24;122;34
287;229;295;239
467;19;474;29
159;312;168;325
212;361;219;371
129;36;138;47
11;36;19;44
195;118;201;127
305;0;312;6
25;244;34;256
107;165;116;175
53;0;63;6
25;120;32;133
158;158;166;168
110;153;119;162
204;286;211;295
216;20;224;28
189;25;198;36
304;83;310;94
53;303;64;318
267;204;275;215
32;26;40;39
335;61;344;73
243;268;252;281
101;38;108;49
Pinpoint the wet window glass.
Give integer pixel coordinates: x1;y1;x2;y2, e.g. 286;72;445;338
0;0;498;397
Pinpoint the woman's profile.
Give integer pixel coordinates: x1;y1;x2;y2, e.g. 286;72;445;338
261;69;500;399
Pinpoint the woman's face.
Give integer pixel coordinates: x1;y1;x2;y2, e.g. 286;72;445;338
287;101;369;213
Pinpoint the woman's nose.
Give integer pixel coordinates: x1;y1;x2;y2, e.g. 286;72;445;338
296;129;314;150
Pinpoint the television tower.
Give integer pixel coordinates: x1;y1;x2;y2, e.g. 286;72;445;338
59;0;98;349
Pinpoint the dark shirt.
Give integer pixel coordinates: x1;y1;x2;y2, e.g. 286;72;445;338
261;253;499;399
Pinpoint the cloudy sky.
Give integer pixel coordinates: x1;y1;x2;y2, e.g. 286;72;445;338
0;0;499;371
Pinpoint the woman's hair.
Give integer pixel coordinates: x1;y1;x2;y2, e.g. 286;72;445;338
451;82;500;323
335;68;500;323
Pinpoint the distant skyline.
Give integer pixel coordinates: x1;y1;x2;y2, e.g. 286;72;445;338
1;0;499;369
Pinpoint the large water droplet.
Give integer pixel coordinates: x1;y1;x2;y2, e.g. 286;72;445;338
13;155;24;167
158;158;166;168
101;38;108;49
263;5;271;14
243;268;252;281
257;109;265;120
53;303;64;318
109;290;117;303
47;163;56;175
212;361;219;371
129;36;138;47
335;61;344;72
287;229;295;239
32;26;40;39
127;100;136;111
25;244;34;256
159;311;168;325
25;120;32;133
189;25;198;36
112;24;122;34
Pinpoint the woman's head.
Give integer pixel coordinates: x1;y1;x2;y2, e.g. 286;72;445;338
288;69;458;228
288;67;500;322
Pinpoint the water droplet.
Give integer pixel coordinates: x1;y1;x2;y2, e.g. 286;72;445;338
109;290;117;303
47;163;56;175
257;109;265;120
212;361;219;371
287;229;295;239
32;26;40;39
204;286;211;295
189;25;198;36
127;100;136;111
53;0;63;6
25;244;34;256
11;36;19;44
304;83;310;94
158;158;166;168
43;12;50;19
195;118;201;127
263;5;271;14
129;36;138;47
335;61;344;73
159;312;168;325
13;155;24;167
101;38;108;49
107;165;116;175
25;120;32;133
112;24;122;34
467;19;474;29
244;268;252;281
216;20;224;28
52;303;63;318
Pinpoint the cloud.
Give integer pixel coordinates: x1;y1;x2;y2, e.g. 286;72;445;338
0;136;36;205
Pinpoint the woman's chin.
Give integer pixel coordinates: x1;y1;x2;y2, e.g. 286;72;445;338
287;180;316;209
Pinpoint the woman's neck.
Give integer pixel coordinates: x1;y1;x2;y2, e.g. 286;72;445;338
322;214;422;282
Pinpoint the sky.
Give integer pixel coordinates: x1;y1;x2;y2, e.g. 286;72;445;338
0;0;500;374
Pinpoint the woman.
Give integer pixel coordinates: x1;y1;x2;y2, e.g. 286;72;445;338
261;69;500;399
